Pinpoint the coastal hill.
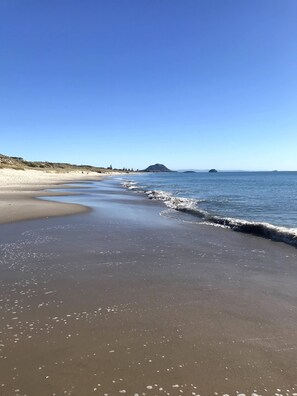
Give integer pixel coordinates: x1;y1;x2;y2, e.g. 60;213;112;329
209;168;218;173
0;153;125;173
143;163;172;172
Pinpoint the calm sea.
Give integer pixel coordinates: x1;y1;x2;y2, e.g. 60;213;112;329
121;172;297;246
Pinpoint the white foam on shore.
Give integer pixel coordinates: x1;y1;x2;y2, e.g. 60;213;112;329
122;179;297;247
122;180;202;211
145;189;202;212
122;181;138;190
207;215;297;246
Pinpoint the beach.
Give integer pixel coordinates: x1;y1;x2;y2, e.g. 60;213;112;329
0;168;105;224
1;175;297;396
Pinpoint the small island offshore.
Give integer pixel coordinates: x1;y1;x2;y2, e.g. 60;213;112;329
142;163;172;172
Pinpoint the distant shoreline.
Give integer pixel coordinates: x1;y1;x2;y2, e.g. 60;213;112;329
0;168;110;224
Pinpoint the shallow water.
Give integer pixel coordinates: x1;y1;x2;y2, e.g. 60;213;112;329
120;172;297;246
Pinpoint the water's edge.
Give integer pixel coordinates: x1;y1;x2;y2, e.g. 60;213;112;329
123;180;297;248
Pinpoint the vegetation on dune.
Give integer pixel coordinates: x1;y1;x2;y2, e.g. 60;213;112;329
0;154;134;173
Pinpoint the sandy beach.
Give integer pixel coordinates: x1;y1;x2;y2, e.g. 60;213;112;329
1;176;297;395
0;168;106;224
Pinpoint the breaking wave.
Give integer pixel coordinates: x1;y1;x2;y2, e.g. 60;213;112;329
122;180;297;248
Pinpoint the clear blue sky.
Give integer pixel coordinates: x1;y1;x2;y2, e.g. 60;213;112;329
1;0;296;170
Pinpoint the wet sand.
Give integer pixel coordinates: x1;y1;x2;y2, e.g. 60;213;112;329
1;179;297;396
0;168;105;223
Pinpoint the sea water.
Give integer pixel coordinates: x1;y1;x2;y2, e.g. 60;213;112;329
121;172;297;246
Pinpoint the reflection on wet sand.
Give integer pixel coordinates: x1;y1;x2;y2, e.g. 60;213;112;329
1;180;297;396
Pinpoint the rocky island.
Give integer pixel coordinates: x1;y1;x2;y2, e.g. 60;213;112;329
143;163;172;172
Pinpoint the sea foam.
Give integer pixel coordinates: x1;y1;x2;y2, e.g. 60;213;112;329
122;180;297;248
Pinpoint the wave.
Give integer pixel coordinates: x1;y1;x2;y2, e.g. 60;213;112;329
193;211;297;247
122;181;297;248
122;181;145;191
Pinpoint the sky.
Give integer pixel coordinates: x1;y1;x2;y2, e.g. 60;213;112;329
0;0;296;170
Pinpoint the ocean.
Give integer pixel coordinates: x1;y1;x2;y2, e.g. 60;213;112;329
121;171;297;247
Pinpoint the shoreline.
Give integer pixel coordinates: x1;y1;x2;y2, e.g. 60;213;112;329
1;176;297;394
0;168;107;224
124;177;297;249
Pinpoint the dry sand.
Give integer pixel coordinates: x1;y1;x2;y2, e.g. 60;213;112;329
0;168;105;224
